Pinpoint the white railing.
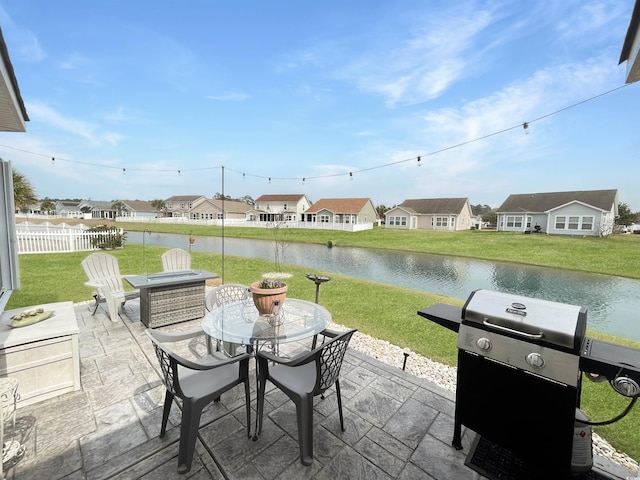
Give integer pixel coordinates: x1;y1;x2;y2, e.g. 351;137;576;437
15;224;124;254
115;216;374;231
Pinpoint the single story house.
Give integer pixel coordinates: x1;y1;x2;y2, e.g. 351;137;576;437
55;200;83;218
190;199;251;221
121;200;156;219
496;189;619;236
385;198;473;231
252;194;312;222
302;198;376;225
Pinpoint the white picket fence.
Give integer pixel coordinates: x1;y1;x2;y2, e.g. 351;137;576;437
15;222;124;254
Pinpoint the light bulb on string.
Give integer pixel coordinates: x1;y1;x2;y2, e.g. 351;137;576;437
178;170;181;176
417;156;421;167
268;177;271;184
122;168;126;175
302;177;305;185
51;157;55;165
349;172;353;181
523;122;529;135
242;173;245;180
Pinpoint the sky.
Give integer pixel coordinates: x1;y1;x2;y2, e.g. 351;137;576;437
0;0;639;210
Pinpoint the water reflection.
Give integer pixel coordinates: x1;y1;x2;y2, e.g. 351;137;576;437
127;231;640;341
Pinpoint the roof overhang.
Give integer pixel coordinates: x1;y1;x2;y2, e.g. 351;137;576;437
620;0;640;84
0;28;28;131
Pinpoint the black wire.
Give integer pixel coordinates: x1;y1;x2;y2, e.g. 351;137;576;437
583;396;638;426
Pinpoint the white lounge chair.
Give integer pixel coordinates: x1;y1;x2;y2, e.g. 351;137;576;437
81;252;140;322
161;248;192;272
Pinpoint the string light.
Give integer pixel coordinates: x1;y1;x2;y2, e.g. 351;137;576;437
302;177;305;185
0;83;630;184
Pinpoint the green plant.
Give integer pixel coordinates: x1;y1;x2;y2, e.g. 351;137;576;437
256;277;287;289
88;225;127;249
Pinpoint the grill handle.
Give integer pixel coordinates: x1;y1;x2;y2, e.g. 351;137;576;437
482;319;544;339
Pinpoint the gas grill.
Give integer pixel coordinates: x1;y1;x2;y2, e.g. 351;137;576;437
418;289;640;478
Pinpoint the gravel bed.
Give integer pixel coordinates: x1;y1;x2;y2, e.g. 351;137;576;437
343;325;639;474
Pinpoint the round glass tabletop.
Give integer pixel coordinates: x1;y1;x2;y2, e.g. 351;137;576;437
202;297;330;346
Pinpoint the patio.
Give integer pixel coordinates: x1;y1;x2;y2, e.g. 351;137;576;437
4;298;637;479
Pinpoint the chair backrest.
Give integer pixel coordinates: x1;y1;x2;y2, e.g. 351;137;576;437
205;284;249;311
161;248;191;272
316;329;356;394
146;329;178;396
81;252;126;294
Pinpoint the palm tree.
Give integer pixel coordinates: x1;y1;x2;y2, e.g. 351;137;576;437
40;197;56;215
12;169;37;213
111;200;127;217
150;199;166;218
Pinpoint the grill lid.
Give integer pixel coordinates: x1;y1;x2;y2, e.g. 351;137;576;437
462;289;587;352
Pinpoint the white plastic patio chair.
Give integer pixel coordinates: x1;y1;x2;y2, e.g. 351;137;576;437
81;252;140;322
161;248;192;272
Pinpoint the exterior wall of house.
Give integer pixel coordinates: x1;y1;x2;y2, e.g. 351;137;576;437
358;201;377;224
547;203;608;236
254;197;311;221
385;207;412;229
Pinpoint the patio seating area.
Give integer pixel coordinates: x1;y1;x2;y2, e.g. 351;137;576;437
4;298;637;479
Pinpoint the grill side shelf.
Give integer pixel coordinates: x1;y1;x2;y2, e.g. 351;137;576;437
417;304;462;333
580;337;640;385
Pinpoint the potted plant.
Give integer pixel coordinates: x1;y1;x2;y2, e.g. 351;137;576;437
250;273;290;316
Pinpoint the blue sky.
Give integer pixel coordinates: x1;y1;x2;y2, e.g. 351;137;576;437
1;1;639;210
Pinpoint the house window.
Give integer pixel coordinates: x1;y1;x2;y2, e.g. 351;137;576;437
167;202;173;209
568;216;580;230
320;215;330;223
506;216;523;228
581;216;593;230
435;217;449;227
388;216;406;226
556;216;566;229
180;203;185;209
217;213;224;220
526;216;532;228
283;204;287;210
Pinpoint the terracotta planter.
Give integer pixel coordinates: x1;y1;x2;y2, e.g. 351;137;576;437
250;281;288;316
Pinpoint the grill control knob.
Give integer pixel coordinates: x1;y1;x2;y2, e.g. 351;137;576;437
476;337;492;352
610;377;640;397
526;352;545;369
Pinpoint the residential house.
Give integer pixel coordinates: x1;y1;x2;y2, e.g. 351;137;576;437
55;200;83;219
190;199;251;221
78;200;116;219
385;198;473;231
0;27;29;310
495;189;619;236
303;198;376;226
122;200;156;219
165;195;207;218
252;194;312;222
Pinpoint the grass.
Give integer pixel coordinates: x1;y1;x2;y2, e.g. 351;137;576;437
8;222;640;462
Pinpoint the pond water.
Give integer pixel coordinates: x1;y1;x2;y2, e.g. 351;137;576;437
127;231;640;342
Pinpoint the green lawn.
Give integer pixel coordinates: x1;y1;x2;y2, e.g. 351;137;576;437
7;224;640;462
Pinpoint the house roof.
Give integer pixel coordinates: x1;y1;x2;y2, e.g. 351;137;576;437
165;195;206;202
211;199;251;213
497;189;618;213
620;0;640;64
397;198;469;215
305;198;372;214
255;194;307;203
0;27;29;132
123;200;155;212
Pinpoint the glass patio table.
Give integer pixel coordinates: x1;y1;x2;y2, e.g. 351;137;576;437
201;297;331;438
201;297;330;351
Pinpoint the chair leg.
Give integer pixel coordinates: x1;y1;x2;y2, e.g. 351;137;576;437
177;400;203;474
336;380;345;431
257;368;266;435
160;390;174;437
244;378;251;438
295;395;314;466
91;294;100;315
